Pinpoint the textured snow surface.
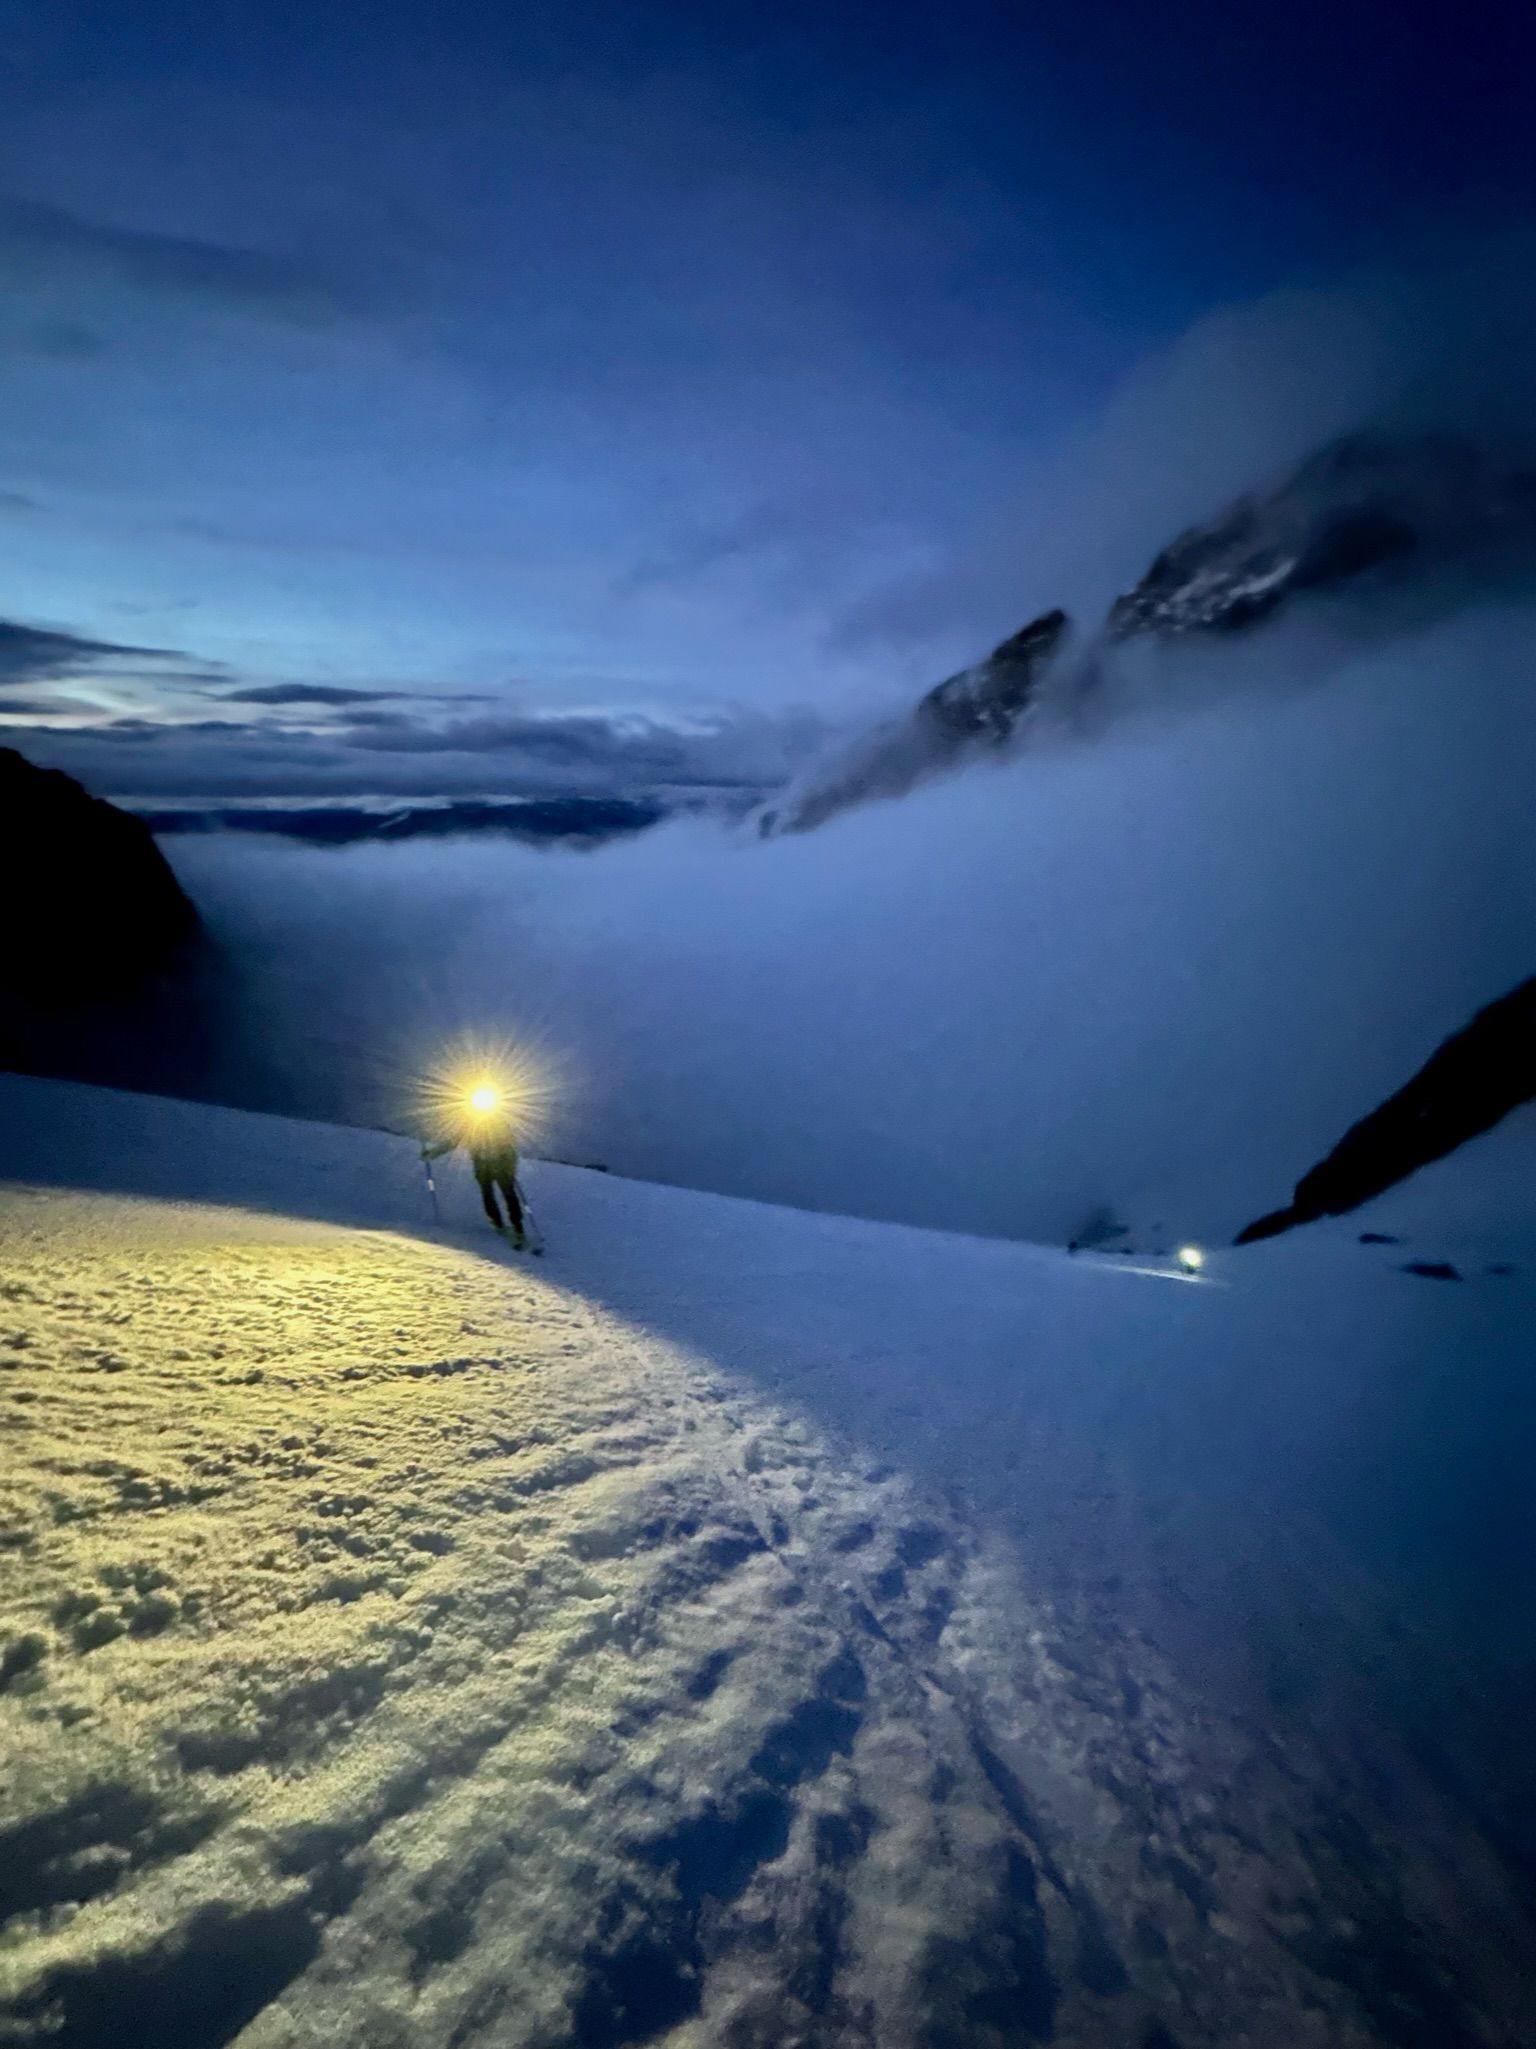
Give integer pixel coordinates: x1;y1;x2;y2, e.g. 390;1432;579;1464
2;1077;1534;2048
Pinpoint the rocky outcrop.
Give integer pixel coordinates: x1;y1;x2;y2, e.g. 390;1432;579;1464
1236;977;1536;1244
1107;433;1536;641
761;431;1536;838
1;746;198;1011
916;609;1071;744
757;609;1070;837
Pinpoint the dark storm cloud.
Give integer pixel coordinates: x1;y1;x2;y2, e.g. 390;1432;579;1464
0;194;355;325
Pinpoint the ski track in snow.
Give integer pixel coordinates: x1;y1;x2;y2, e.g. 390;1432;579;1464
1;1078;1534;2048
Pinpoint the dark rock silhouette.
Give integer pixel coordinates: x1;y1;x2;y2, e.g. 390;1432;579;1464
0;747;208;1090
1;747;197;1004
1108;433;1536;639
1236;977;1536;1244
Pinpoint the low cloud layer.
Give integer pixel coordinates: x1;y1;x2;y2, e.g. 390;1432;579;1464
7;695;827;803
0;604;827;800
341;705;813;787
166;596;1536;1246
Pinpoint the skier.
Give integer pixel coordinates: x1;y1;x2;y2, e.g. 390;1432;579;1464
421;1111;531;1249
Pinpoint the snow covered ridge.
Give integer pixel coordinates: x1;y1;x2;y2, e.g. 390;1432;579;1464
3;1076;1536;2046
757;431;1536;837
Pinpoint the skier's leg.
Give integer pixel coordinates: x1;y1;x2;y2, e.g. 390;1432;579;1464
500;1176;526;1237
477;1171;504;1229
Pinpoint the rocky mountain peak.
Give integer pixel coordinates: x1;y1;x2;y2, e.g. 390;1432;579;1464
758;428;1536;839
1107;430;1536;640
918;608;1071;743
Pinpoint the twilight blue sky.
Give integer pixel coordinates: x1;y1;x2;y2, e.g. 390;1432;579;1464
2;0;1533;800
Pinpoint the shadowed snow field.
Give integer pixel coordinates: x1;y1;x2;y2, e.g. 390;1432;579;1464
2;1076;1534;2048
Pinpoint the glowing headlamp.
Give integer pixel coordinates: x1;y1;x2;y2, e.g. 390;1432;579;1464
414;1033;563;1151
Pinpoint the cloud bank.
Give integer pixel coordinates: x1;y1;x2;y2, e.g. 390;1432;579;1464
7;695;827;804
164;594;1534;1246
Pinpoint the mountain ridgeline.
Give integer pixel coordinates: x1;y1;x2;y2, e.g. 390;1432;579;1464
137;794;669;850
0;747;217;1096
755;431;1536;838
1237;977;1536;1246
0;747;197;1006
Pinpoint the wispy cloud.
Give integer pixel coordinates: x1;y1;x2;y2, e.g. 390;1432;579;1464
24;320;107;360
619;501;828;595
219;683;408;707
0;619;164;687
337;705;817;789
0;617;227;691
0;194;357;327
0;695;70;717
346;708;696;761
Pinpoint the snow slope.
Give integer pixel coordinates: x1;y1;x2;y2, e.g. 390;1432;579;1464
2;1076;1534;2049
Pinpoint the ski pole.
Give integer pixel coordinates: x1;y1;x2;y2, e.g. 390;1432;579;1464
420;1149;440;1225
516;1179;546;1254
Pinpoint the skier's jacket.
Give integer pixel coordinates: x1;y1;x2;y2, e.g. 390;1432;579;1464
469;1133;519;1182
423;1128;519;1179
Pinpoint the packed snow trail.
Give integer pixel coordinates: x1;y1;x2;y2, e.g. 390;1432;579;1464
2;1078;1534;2048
